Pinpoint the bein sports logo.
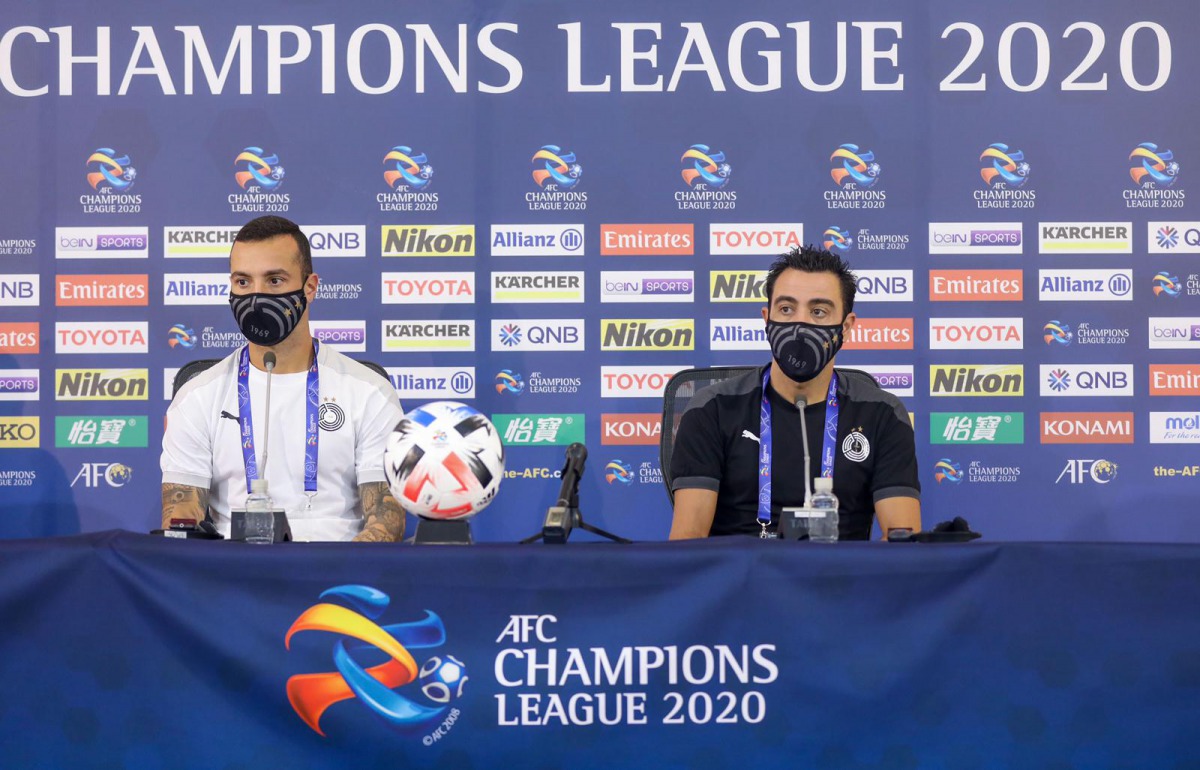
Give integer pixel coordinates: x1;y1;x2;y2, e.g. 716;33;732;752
830;144;881;189
1153;271;1182;298
234;146;285;190
494;370;525;395
1130;143;1180;188
286;586;466;739
680;145;732;189
532;145;582;189
933;458;963;484
979;143;1030;188
1043;321;1072;346
605;459;634;484
384;146;434;190
86;148;137;191
823;227;852;251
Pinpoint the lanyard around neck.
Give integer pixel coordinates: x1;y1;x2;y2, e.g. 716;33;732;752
237;341;320;495
757;367;839;533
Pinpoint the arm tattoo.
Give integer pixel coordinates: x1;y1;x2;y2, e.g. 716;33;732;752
354;481;406;543
161;483;209;527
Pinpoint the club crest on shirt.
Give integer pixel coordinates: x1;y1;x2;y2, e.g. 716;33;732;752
842;430;870;462
319;401;345;432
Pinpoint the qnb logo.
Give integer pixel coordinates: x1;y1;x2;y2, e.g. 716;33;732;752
1153;271;1182;297
86;148;137;191
532;145;582;189
605;459;634;484
495;370;525;395
384;146;433;190
1047;369;1071;392
234;146;285;190
286;586;465;740
979;143;1030;188
681;145;731;188
824;227;852;251
830;144;880;188
1156;225;1180;249
933;459;963;484
1130;143;1180;188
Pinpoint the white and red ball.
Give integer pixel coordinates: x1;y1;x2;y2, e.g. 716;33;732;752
384;401;505;519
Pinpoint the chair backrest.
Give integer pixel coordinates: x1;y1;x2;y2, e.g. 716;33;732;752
171;357;392;399
658;366;880;505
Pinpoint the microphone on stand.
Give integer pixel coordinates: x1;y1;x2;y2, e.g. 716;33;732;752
794;395;812;507
780;394;819;541
260;351;276;476
543;443;587;542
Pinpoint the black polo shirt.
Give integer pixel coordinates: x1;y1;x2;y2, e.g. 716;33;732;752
670;366;920;539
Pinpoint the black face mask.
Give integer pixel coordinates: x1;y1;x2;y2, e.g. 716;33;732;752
229;288;308;346
766;319;845;383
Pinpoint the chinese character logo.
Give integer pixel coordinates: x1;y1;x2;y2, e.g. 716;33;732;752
1043;321;1073;346
1153;271;1182;297
494;370;525;395
979;143;1030;188
286;585;466;737
605;459;633;484
384;146;434;190
234;146;285;190
941;415;1002;443
86;147;137;191
1047;369;1071;392
1156;225;1180;250
168;324;197;349
1130;142;1180;188
933;458;962;484
823;227;852;251
680;144;732;189
830;144;881;188
532;145;582;189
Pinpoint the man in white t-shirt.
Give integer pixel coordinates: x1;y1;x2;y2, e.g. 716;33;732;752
161;215;406;542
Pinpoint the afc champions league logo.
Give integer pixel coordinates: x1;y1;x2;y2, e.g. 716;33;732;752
383;146;434;191
531;145;583;190
979;143;1030;188
830;144;880;189
823;227;852;251
680;144;732;189
86;148;137;191
234;146;285;191
1130;142;1180;188
286;586;467;742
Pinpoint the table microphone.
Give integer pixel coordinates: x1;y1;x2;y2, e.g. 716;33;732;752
260;351;276;475
794;396;812;507
779;394;820;541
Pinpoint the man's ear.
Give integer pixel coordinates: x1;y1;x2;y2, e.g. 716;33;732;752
761;306;769;324
305;272;320;302
842;312;857;334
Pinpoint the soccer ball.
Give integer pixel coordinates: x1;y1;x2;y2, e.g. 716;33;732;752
384;401;505;520
418;655;468;704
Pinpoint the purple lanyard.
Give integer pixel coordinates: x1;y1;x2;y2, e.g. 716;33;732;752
757;367;839;533
237;341;320;495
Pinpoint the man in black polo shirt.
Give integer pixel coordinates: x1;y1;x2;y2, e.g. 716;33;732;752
669;246;921;539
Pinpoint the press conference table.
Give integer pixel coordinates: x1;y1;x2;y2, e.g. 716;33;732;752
1;531;1197;768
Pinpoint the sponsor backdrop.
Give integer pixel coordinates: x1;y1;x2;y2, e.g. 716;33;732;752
1;0;1198;541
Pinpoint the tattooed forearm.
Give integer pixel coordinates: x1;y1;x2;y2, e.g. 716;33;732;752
354;481;406;543
161;483;209;527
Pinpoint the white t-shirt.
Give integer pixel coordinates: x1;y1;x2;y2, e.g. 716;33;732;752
161;343;404;541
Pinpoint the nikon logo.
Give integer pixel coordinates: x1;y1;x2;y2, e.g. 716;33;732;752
381;225;474;257
709;271;767;302
930;365;1024;396
601;319;694;351
55;369;149;401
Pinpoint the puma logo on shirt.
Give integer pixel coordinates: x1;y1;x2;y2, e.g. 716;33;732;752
741;430;760;443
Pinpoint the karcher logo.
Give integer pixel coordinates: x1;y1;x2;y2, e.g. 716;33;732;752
930;365;1024;396
55;369;150;401
709;271;767;302
601;320;694;351
381;225;474;257
0;417;39;448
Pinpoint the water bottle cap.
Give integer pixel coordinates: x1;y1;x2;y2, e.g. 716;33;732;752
250;478;269;494
814;477;833;492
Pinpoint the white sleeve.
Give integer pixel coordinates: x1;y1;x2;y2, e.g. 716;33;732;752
161;386;214;489
355;384;405;485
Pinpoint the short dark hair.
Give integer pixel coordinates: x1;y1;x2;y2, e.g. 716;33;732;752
234;215;312;277
765;245;856;318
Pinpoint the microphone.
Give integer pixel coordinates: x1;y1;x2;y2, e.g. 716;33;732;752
543;443;587;543
795;395;812;507
260;352;276;477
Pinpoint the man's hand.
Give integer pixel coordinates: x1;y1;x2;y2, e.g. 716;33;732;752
161;483;209;528
354;481;406;542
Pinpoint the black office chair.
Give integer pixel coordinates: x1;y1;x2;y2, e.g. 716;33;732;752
658;366;880;505
172;357;391;399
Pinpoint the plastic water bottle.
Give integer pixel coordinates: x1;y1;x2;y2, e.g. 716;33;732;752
244;478;275;544
809;477;839;543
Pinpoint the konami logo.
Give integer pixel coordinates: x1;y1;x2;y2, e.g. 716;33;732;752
381;272;475;304
1040;412;1134;444
708;223;804;255
600;224;693;256
929;270;1023;301
56;322;148;354
929;318;1023;350
843;318;913;350
56;275;148;306
601;414;662;445
600;365;689;398
1149;364;1200;396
